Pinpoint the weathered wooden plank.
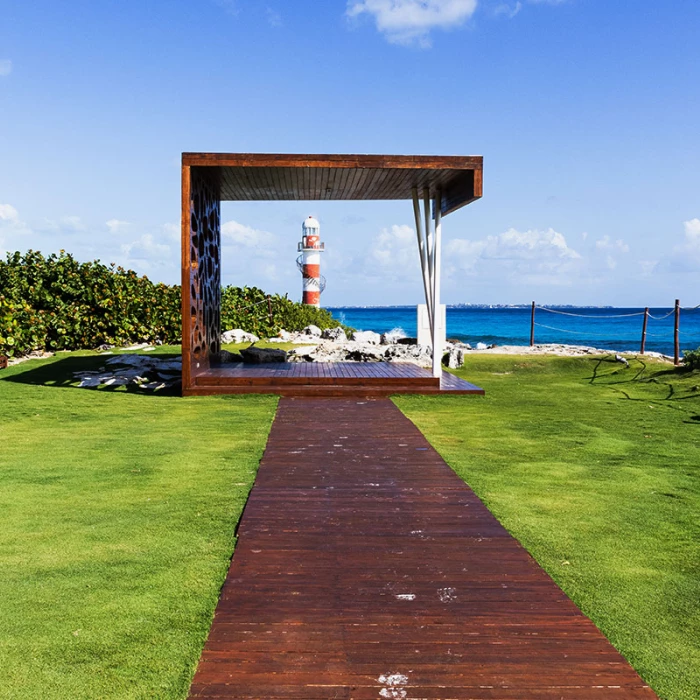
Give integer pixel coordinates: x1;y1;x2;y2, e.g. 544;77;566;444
187;399;655;699
188;362;483;396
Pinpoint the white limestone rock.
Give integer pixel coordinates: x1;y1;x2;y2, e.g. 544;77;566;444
321;326;347;342
351;330;381;345
267;329;291;342
443;346;464;369
221;329;260;344
301;324;323;337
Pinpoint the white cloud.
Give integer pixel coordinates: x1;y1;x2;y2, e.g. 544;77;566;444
683;217;700;243
0;60;11;77
163;223;179;240
639;260;657;277
106;219;130;233
118;225;180;276
0;204;20;222
266;7;282;27
221;219;276;249
346;0;478;47
594;235;630;253
220;219;293;287
0;204;33;257
659;218;700;273
60;216;87;232
367;224;421;278
121;233;170;261
213;0;238;16
445;227;582;284
494;2;521;18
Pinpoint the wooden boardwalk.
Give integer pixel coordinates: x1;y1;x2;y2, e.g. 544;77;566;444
187;362;484;397
189;398;656;699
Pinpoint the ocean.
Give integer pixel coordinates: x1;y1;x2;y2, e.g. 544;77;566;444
326;306;700;357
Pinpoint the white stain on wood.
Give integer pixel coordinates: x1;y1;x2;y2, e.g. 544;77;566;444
437;587;457;603
378;673;409;699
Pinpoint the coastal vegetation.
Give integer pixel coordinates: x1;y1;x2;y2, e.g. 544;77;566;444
0;352;697;697
0;250;346;357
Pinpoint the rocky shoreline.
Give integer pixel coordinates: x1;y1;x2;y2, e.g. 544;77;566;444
2;330;674;394
221;325;474;369
219;326;675;368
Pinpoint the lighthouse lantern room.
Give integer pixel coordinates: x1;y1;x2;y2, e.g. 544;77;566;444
297;216;325;307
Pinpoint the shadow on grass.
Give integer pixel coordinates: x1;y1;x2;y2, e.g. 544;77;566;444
585;355;700;412
0;354;182;397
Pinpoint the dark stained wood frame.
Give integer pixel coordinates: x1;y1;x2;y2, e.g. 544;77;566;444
181;153;483;396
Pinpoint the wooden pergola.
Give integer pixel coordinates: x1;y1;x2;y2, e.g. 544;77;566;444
181;153;483;396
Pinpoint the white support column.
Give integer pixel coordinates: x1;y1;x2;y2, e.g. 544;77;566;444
412;188;433;338
431;192;443;379
424;187;434;314
413;187;445;379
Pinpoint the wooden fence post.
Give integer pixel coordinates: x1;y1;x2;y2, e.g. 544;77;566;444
530;302;535;347
674;299;680;366
640;307;648;355
267;295;273;325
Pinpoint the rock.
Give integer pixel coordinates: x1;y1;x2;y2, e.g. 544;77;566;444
221;329;260;344
290;336;318;344
73;354;183;391
96;343;114;351
240;347;287;364
321;326;347;342
381;329;406;345
105;354;153;368
269;329;292;343
396;337;417;345
217;349;244;363
443;346;464;369
615;354;630;367
286;347;318;362
302;325;322;337
383;343;433;368
345;345;385;362
351;330;381;345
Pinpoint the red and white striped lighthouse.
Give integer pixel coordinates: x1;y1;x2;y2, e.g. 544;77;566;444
297;216;325;307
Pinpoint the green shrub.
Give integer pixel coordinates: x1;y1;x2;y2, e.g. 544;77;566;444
0;251;350;357
682;347;700;370
0;296;47;357
221;285;350;338
0;250;181;355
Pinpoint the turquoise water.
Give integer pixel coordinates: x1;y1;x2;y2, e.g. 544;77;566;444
327;306;700;356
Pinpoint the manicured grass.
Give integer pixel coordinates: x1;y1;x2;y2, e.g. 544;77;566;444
3;350;699;698
395;354;700;700
0;352;278;699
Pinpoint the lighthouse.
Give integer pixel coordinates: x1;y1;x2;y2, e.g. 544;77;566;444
297;216;325;306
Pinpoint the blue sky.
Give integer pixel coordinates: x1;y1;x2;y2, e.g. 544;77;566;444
1;0;699;306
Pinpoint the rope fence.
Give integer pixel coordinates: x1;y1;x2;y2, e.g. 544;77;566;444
529;300;700;365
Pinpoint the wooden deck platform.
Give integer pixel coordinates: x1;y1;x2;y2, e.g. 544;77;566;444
186;362;484;397
188;398;656;699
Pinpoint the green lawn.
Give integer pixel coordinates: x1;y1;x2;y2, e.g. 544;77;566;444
0;351;277;699
396;354;700;700
1;351;698;699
